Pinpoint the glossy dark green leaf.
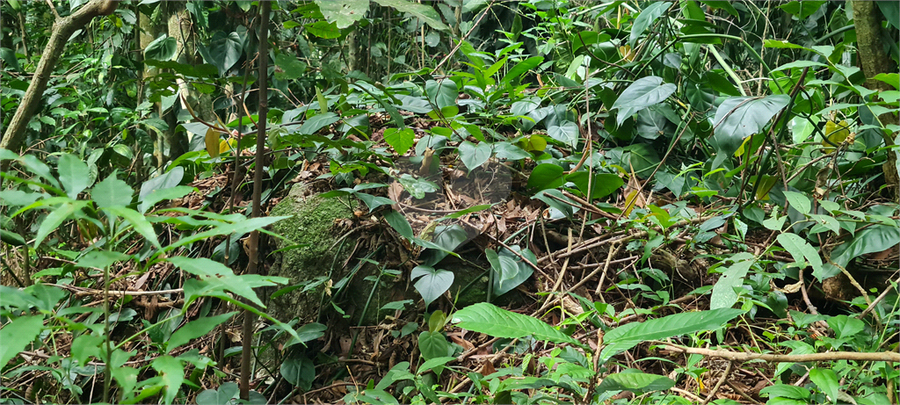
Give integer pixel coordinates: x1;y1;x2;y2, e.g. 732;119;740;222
281;354;315;390
711;95;789;168
527;163;566;192
144;34;176;61
612;76;677;126
384;210;414;239
565;172;624;199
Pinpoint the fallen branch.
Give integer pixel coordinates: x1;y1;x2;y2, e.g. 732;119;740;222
661;344;900;363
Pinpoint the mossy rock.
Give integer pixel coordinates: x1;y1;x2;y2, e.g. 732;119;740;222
263;183;529;327
265;183;358;324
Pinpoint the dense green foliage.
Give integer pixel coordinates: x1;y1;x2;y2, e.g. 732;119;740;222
1;1;899;404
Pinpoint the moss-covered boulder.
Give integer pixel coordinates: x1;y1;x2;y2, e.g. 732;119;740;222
264;183;528;328
265;183;357;324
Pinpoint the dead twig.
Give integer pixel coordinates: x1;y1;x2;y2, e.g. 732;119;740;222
661;344;900;363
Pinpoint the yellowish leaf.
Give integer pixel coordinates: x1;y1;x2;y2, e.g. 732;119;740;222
618;44;635;62
755;175;777;201
822;120;850;152
205;127;221;158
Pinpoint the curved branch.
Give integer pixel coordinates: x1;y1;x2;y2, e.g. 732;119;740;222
0;0;117;153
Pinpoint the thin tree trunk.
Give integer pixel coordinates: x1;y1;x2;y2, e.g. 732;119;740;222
240;1;270;401
852;0;900;202
0;0;117;154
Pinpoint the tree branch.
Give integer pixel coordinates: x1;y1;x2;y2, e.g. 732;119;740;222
0;0;117;154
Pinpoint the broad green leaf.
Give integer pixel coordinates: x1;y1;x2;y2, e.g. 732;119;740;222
71;333;103;366
384;128;415;155
532;189;575;219
527;163;566;192
299;112;340;135
20;154;59;188
773;60;828;72
411;265;454;306
783;191;811;214
565;172;624;199
601;308;745;361
711;95;789;168
699;0;738;16
417;356;455;375
776;233;822;275
76;250;131;269
384;210;413;239
494;142;532;160
425;79;458;110
373;0;450;31
826;315;864;339
629;2;671;46
0;316;44;368
57;153;91;199
354;193;395;212
144;34;176;61
809;368;839;404
710;252;756;309
612;76;677;126
92;175;132;209
139;186;194;214
150;355;184;405
196;382;239;405
167;312;237;354
285;322;328;348
418;331;453;360
0;148;19;161
282;355;316;391
761;384;811;400
0;190;42;207
169;257;283;307
458;141;492;171
138;167;184;203
777;0;826;19
275;53;308;81
500;56;544;85
487;247;535;297
304;21;341;39
452;302;581;346
316;0;369;28
397;174;438;199
543;104;579;147
200;31;243;75
106;206;162;249
547;119;579;148
26;284;66;313
34;201;80;248
596;371;676;394
165;216;289;251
